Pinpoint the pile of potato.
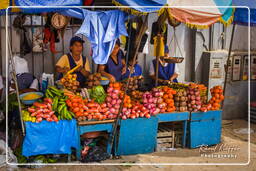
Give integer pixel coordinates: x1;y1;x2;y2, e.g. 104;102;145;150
60;74;79;92
123;76;144;91
174;89;188;112
86;73;101;88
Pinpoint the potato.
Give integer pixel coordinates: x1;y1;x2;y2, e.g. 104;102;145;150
174;102;180;107
174;96;180;101
180;102;187;107
180;96;186;102
88;82;93;87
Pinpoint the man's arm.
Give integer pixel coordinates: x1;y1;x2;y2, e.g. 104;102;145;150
56;66;69;74
169;73;178;82
98;65;116;82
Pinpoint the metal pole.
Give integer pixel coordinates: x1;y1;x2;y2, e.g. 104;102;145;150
222;24;236;108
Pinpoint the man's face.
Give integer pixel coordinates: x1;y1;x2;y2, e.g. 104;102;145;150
111;44;120;56
70;42;83;55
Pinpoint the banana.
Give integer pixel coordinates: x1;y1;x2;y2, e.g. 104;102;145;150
58;104;66;114
46;89;53;98
53;97;59;110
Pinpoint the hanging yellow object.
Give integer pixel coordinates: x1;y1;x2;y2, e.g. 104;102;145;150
11;0;20;12
0;0;9;10
154;36;165;57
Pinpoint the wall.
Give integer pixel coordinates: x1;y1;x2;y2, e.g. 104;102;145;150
194;23;256;119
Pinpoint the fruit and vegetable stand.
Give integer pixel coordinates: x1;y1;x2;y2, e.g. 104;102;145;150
20;81;224;160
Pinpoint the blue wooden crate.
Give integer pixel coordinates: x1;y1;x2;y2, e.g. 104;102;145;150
189;110;222;148
115;117;158;156
76;122;114;160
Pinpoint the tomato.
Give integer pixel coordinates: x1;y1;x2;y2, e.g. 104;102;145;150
73;107;80;112
72;103;78;107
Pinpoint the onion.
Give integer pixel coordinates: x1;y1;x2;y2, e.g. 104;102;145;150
106;96;112;102
148;98;153;103
195;96;201;101
107;87;113;93
190;91;194;95
113;89;120;94
114;105;120;109
157;98;163;104
109;108;115;113
196;101;201;105
112;99;117;105
153;98;158;104
112;94;118;99
107;103;112;108
159;92;164;97
117;99;122;104
160;109;165;113
195;91;200;96
122;108;127;112
191;95;195;100
191;100;196;104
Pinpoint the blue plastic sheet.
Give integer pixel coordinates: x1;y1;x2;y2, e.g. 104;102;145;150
75;9;128;64
22;119;79;157
15;0;82;13
113;0;166;13
233;0;256;26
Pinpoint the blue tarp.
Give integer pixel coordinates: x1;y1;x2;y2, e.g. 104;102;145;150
233;0;256;25
14;0;82;13
22;119;79;157
62;9;128;64
113;0;166;13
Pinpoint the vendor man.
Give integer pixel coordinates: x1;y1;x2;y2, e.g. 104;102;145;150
56;36;91;86
149;45;179;83
98;39;126;82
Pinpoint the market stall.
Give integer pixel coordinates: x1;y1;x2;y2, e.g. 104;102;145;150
3;1;234;163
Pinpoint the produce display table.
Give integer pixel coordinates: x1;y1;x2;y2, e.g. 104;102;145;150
156;112;190;147
188;110;222;148
115;117;158;156
22;119;78;157
76;120;115;160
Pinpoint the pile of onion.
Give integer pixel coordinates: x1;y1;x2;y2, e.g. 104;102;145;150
187;87;202;112
105;86;122;119
120;102;150;120
142;88;166;115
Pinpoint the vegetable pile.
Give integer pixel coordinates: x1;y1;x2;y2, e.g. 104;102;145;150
121;102;150;119
209;85;224;110
122;76;144;91
88;85;106;104
47;86;74;120
187;86;202;112
174;89;188;112
142;88;166;115
104;82;122;119
161;86;176;112
87;73;101;88
27;98;58;122
60;73;79;92
130;90;143;101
